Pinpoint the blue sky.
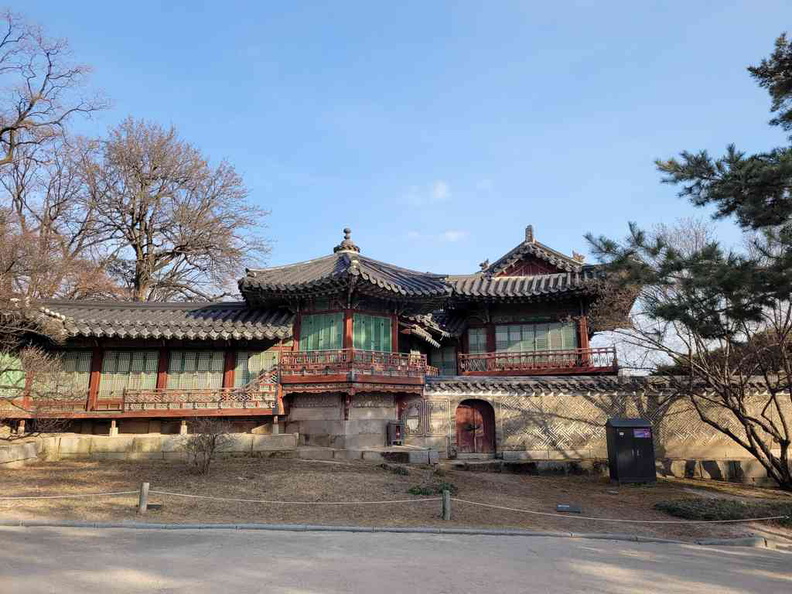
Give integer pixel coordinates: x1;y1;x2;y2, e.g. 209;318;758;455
20;1;792;273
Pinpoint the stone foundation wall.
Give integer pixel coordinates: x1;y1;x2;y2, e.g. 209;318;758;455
285;392;398;449
0;433;298;467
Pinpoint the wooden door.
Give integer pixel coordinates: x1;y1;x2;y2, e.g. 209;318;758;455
455;400;495;454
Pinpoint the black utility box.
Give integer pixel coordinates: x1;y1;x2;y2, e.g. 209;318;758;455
386;420;405;446
605;418;656;484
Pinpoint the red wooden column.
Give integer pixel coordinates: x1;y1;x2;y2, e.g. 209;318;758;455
391;315;399;352
485;323;496;373
86;347;104;411
156;348;169;390
21;372;33;411
485;323;496;352
222;350;236;389
343;309;354;349
292;314;301;351
578;315;591;366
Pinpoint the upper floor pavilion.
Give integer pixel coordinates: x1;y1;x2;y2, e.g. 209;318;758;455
4;226;630;421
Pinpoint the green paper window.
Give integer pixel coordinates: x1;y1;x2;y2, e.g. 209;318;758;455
430;346;457;376
0;353;25;398
34;350;92;397
353;314;392;352
299;313;343;351
494;322;577;352
99;350;159;398
467;328;488;354
168;350;224;390
234;350;279;387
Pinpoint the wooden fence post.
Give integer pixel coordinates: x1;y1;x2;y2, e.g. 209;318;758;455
138;482;150;514
442;489;451;521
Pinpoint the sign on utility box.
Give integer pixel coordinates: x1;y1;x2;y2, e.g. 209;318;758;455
605;418;657;484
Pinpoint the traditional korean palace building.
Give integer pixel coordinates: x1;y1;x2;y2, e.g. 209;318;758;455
5;226;642;458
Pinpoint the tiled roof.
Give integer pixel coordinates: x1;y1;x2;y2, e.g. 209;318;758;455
241;252;450;302
447;269;599;301
425;375;769;394
41;301;293;341
484;233;584;276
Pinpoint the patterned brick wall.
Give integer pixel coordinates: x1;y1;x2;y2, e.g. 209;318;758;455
407;379;788;460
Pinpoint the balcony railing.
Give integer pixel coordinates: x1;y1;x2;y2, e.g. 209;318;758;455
1;386;278;416
280;349;436;381
457;347;618;376
121;386;277;411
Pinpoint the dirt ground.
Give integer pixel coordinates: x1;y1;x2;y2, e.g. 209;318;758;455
1;458;790;542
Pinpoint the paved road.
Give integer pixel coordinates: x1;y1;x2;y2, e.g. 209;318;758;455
0;527;789;593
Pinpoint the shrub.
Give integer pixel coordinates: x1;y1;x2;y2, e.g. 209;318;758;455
655;498;792;527
180;417;233;475
408;481;458;496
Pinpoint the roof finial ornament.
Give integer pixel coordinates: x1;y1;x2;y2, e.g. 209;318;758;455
479;259;489;271
525;225;534;243
333;227;361;253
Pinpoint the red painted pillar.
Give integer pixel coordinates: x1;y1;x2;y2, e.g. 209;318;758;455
222;350;236;389
87;347;104;411
156;348;169;390
292;314;302;351
485;323;496;372
343;309;354;350
578;316;591;367
391;315;399;352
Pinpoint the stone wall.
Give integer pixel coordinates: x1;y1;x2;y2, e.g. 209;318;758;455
404;377;790;485
285;392;398;449
0;433;298;466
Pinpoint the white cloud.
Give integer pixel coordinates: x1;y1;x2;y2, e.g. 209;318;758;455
405;179;452;206
432;180;450;201
405;229;468;243
440;230;467;242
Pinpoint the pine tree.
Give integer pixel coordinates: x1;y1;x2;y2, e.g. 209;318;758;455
587;34;792;490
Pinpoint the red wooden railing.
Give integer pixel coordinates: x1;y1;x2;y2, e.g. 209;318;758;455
2;386;278;415
280;349;434;378
457;347;618;375
121;386;278;411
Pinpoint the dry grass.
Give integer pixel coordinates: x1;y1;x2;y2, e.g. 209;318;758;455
1;458;789;542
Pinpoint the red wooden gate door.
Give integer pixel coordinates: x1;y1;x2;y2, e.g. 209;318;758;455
455;399;495;454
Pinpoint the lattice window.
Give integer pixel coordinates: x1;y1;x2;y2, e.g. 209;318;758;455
494;322;577;352
353;314;392;352
99;350;159;398
430;346;457;376
0;353;25;398
34;350;92;397
234;350;279;387
467;328;488;354
168;351;224;390
299;313;343;351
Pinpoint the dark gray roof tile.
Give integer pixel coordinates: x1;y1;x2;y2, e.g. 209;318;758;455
41;301;293;341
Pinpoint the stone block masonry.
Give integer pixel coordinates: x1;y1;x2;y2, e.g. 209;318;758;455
0;433;299;466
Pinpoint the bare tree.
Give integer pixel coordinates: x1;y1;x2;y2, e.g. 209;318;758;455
180;417;233;474
81;118;269;301
0;346;84;439
588;220;792;490
1;141;118;300
0;10;104;167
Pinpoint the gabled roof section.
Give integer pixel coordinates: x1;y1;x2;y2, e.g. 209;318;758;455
483;225;585;276
240;229;450;304
40;301;293;341
447;268;601;302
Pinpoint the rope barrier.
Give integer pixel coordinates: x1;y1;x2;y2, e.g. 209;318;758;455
451;498;790;524
1;488;786;526
149;490;441;505
0;491;139;501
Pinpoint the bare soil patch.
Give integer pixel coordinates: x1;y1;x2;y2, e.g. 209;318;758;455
1;458;789;542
